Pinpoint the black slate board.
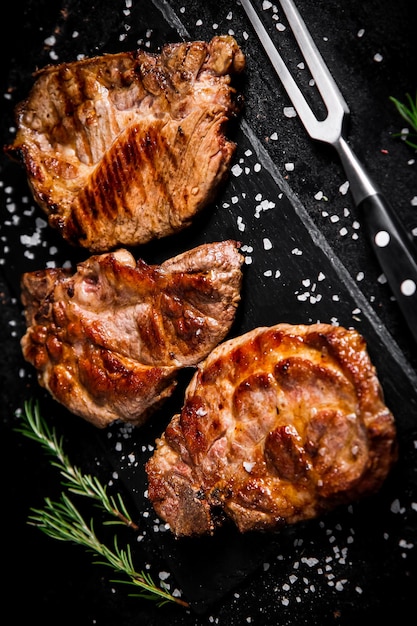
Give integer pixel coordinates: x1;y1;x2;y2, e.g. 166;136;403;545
1;0;417;624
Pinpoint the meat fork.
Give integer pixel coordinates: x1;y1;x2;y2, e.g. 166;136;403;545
240;0;417;344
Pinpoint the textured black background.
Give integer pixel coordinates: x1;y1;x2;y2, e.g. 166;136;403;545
1;1;417;625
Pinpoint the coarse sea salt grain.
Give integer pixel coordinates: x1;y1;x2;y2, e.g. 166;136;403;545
231;163;243;177
284;106;297;118
339;181;349;195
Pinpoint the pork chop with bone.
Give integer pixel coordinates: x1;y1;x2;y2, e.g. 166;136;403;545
146;323;398;536
5;36;245;251
20;240;243;428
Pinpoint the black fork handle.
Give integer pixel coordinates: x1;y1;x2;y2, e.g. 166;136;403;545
336;137;417;345
358;193;417;344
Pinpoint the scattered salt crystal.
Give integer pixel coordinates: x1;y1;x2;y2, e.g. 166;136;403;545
291;247;302;255
243;461;255;472
196;19;202;26
254;162;261;172
262;0;273;9
232;163;243;177
339;181;349;195
263;562;270;571
314;191;324;200
20;232;42;248
263;237;272;250
284;106;297;118
391;498;406;514
357;28;365;37
270;132;278;140
159;571;170;581
44;35;56;46
276;23;286;31
411;196;417;206
373;52;383;62
285;162;295;171
339;227;348;236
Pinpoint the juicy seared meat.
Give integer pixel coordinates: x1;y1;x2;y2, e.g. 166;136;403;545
5;36;245;252
146;323;397;536
20;240;243;428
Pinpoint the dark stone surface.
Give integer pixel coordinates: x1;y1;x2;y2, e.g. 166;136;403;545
1;1;416;624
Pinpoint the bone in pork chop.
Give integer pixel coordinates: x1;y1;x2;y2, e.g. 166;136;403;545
20;240;243;428
5;36;245;252
146;323;397;536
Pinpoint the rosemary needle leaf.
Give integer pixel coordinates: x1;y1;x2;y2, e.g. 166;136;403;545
390;92;417;149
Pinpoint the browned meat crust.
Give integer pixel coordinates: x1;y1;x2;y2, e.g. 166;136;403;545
20;240;244;427
5;36;245;252
146;323;398;536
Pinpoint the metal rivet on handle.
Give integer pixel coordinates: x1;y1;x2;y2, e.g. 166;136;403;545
375;230;390;247
400;279;416;296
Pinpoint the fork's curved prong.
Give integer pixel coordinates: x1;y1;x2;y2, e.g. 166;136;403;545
240;0;348;145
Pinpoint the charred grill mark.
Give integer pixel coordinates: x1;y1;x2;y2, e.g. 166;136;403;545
65;205;87;245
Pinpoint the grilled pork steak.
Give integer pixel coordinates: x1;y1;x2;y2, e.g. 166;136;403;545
5;36;245;252
20;240;244;428
146;323;397;536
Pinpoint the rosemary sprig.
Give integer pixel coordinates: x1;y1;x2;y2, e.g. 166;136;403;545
16;400;188;608
17;400;137;529
390;92;417;149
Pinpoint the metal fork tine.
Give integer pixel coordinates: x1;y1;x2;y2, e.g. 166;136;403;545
240;0;348;144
